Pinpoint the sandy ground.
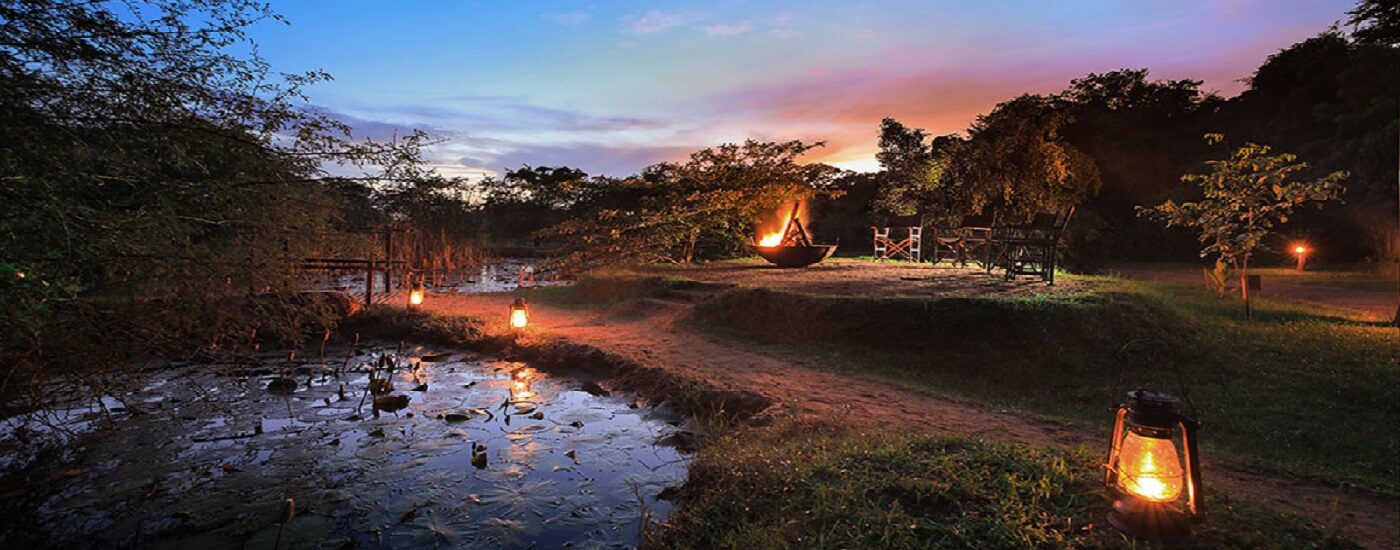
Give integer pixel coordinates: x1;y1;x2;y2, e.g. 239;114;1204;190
425;286;1399;548
643;259;1090;297
1114;265;1399;322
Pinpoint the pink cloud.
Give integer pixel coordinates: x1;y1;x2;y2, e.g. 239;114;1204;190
628;10;684;34
704;22;753;36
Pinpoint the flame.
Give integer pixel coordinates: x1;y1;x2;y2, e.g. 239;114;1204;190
409;290;424;305
1293;245;1307;255
510;308;529;329
1116;431;1185;502
756;201;806;247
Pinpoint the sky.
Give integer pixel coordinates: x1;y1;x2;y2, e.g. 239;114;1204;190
248;0;1357;179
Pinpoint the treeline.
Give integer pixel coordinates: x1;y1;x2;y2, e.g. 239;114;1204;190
473;0;1397;272
0;0;480;378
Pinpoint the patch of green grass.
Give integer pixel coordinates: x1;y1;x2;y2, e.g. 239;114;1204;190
1247;266;1396;293
339;307;497;348
686;281;1400;492
528;274;689;308
653;420;1357;549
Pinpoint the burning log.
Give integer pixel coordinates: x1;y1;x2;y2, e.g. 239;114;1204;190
754;201;837;268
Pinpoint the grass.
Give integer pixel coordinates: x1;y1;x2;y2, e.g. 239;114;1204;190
338;306;502;348
653;419;1358;549
681;277;1399;493
527;273;689;308
1114;262;1398;293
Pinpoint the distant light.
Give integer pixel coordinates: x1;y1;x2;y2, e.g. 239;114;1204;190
1293;245;1307;255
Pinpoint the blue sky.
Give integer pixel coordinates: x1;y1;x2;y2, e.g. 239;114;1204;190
248;0;1357;179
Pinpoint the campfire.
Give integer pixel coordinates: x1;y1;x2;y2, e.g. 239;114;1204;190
754;201;837;268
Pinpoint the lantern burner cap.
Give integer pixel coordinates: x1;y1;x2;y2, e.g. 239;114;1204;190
1126;389;1179;429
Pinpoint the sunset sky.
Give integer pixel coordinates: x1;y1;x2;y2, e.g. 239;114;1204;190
250;0;1356;179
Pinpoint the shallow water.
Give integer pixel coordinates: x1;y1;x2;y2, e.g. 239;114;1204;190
311;259;568;296
0;345;690;549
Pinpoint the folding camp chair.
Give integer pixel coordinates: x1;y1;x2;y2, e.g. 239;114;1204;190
872;214;923;261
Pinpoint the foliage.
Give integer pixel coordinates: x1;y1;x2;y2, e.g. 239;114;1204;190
1348;0;1400;46
1232;28;1400;261
872;118;939;218
0;0;453;378
656;420;1359;549
1142;136;1346;317
535;140;840;270
877;96;1102;227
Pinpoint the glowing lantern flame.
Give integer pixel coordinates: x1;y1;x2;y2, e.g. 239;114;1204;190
510;303;529;329
1293;245;1307;255
1116;431;1185;502
409;290;424;306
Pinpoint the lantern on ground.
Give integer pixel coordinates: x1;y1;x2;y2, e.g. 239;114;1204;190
1104;390;1203;541
509;298;529;329
407;281;425;308
1291;243;1310;271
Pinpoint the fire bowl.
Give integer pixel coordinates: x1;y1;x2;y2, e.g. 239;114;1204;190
754;244;838;268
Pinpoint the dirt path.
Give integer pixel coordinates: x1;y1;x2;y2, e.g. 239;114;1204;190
1114;265;1398;322
427;292;1399;548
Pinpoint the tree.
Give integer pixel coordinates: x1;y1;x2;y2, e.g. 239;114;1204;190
1142;135;1347;319
874;118;936;216
539;140;839;270
0;0;441;378
1348;0;1400;46
960;95;1103;221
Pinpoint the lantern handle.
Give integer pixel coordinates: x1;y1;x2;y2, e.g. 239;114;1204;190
1168;360;1200;422
1106;340;1135;412
1104;405;1129;491
1177;415;1204;520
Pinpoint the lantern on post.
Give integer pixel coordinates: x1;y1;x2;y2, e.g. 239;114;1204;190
1104;390;1203;541
1291;243;1310;271
509;298;529;330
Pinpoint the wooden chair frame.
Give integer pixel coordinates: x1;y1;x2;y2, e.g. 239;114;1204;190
930;213;997;268
991;207;1073;284
872;214;923;262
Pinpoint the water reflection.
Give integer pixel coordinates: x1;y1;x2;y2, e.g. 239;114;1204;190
0;345;691;549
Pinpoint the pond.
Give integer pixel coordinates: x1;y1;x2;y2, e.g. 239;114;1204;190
0;344;691;549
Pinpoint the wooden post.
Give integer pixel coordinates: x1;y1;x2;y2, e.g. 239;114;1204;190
366;257;375;307
383;229;393;293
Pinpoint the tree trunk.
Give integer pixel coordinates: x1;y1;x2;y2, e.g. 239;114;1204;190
1240;257;1252;321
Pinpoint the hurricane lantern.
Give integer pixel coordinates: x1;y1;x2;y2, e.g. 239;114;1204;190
1104;389;1202;541
1291;243;1310;271
509;298;530;329
408;284;425;308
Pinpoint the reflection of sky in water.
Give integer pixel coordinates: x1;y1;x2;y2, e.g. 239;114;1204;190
305;259;569;296
0;345;690;549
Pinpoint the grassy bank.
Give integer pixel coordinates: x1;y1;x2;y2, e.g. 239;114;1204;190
683;278;1398;492
529;273;690;308
654;420;1357;549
